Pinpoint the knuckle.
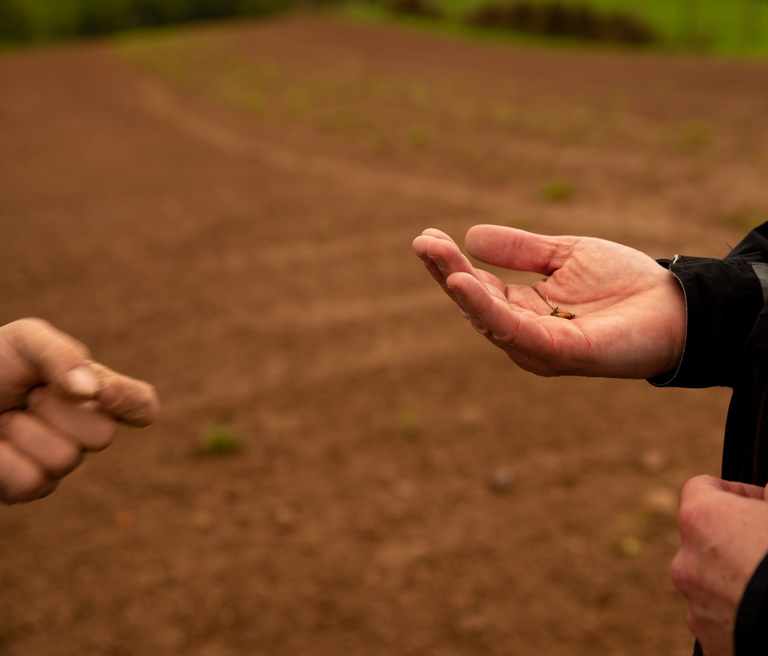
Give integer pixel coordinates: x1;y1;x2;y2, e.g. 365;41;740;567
12;478;56;503
676;501;694;530
46;442;82;478
676;497;708;539
669;554;689;592
0;447;49;504
81;421;116;452
3;413;81;477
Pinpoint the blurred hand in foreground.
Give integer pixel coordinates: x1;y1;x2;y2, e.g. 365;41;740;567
671;475;768;656
412;224;686;379
0;318;159;504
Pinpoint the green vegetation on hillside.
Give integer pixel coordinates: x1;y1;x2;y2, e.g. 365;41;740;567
345;0;768;57
2;0;768;58
0;0;289;45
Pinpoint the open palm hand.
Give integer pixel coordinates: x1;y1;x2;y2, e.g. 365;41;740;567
413;225;686;379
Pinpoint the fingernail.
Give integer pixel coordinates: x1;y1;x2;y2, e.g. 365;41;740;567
62;365;99;399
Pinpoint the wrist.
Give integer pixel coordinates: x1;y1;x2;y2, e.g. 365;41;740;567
650;255;763;388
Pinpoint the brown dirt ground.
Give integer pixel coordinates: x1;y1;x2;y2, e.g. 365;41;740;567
1;12;768;656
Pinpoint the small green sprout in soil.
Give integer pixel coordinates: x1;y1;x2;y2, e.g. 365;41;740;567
613;536;644;558
399;407;420;441
540;180;574;202
201;424;242;455
679;120;712;151
407;125;432;148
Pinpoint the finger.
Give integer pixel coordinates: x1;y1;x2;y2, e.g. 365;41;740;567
681;475;767;502
413;231;472;280
1;318;99;400
412;229;457;264
448;272;582;376
421;231;516;318
415;228;459;246
414;232;477;316
413;236;449;284
27;386;115;452
448;272;532;345
0;440;58;504
0;411;82;479
714;479;768;500
424;234;477;277
447;271;542;339
90;363;159;427
465;225;578;275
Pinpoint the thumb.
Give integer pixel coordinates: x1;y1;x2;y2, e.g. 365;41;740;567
88;362;160;427
3;318;99;399
465;225;576;275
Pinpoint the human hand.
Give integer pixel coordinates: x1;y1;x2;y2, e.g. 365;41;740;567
670;475;768;656
0;318;159;504
412;225;686;379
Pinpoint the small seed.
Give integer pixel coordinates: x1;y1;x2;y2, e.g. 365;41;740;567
546;296;575;320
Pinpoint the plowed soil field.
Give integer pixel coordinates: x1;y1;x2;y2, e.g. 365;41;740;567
2;12;768;656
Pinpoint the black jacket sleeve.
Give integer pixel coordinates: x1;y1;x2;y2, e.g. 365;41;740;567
646;223;768;656
649;223;768;389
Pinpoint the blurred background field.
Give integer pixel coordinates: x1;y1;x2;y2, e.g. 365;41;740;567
1;3;768;656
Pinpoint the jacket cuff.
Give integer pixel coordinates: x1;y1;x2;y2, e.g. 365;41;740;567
648;255;763;389
735;550;768;655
